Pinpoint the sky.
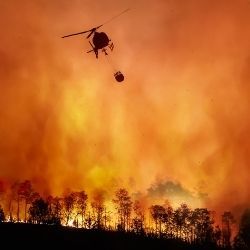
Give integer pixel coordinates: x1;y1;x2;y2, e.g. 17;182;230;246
0;0;250;217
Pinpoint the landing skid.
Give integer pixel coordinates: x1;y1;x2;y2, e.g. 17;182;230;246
86;41;114;59
87;41;98;58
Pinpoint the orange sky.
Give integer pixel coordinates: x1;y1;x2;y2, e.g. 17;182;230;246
1;0;250;216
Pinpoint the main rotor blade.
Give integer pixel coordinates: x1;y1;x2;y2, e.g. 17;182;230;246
100;8;130;26
94;24;103;30
61;29;92;38
61;8;130;39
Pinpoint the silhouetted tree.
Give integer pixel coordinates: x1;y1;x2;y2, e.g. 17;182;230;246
213;225;222;246
0;181;6;220
9;181;20;221
163;200;174;238
47;196;62;225
0;205;5;222
234;234;248;250
1;178;248;250
221;211;235;248
91;192;105;230
0;180;5;203
150;205;166;236
84;211;96;229
234;209;250;249
29;192;40;204
18;180;33;222
131;200;145;234
190;208;214;244
28;198;49;224
113;188;132;231
75;191;88;228
63;192;77;225
173;203;191;240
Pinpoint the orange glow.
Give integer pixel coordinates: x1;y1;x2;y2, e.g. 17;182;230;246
1;0;250;219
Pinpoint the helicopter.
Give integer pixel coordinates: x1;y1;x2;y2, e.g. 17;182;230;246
61;9;129;82
62;25;114;59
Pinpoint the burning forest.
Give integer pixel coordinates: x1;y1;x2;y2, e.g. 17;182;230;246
0;179;249;249
1;0;250;249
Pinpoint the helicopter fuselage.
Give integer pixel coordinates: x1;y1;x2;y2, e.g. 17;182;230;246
92;32;110;50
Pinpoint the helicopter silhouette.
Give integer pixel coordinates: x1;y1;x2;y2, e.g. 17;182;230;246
61;9;129;59
62;26;113;59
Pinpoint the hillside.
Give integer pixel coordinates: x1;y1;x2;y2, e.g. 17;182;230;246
0;222;219;250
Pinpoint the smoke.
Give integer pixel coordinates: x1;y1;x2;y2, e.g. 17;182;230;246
146;180;206;208
0;0;250;217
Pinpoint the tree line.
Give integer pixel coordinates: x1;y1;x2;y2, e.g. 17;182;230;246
0;180;249;249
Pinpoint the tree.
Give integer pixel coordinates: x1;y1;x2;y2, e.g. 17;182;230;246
75;191;88;228
133;200;145;221
0;180;5;204
0;181;6;221
84;211;96;229
63;192;77;226
0;205;5;222
239;209;250;248
28;198;49;224
190;208;214;244
213;225;222;247
47;196;62;225
18;180;33;222
221;211;235;248
234;209;250;249
131;200;145;234
113;188;133;231
163;200;174;238
173;203;191;240
30;192;41;203
8;181;19;222
234;235;248;250
150;205;166;236
91;191;105;230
